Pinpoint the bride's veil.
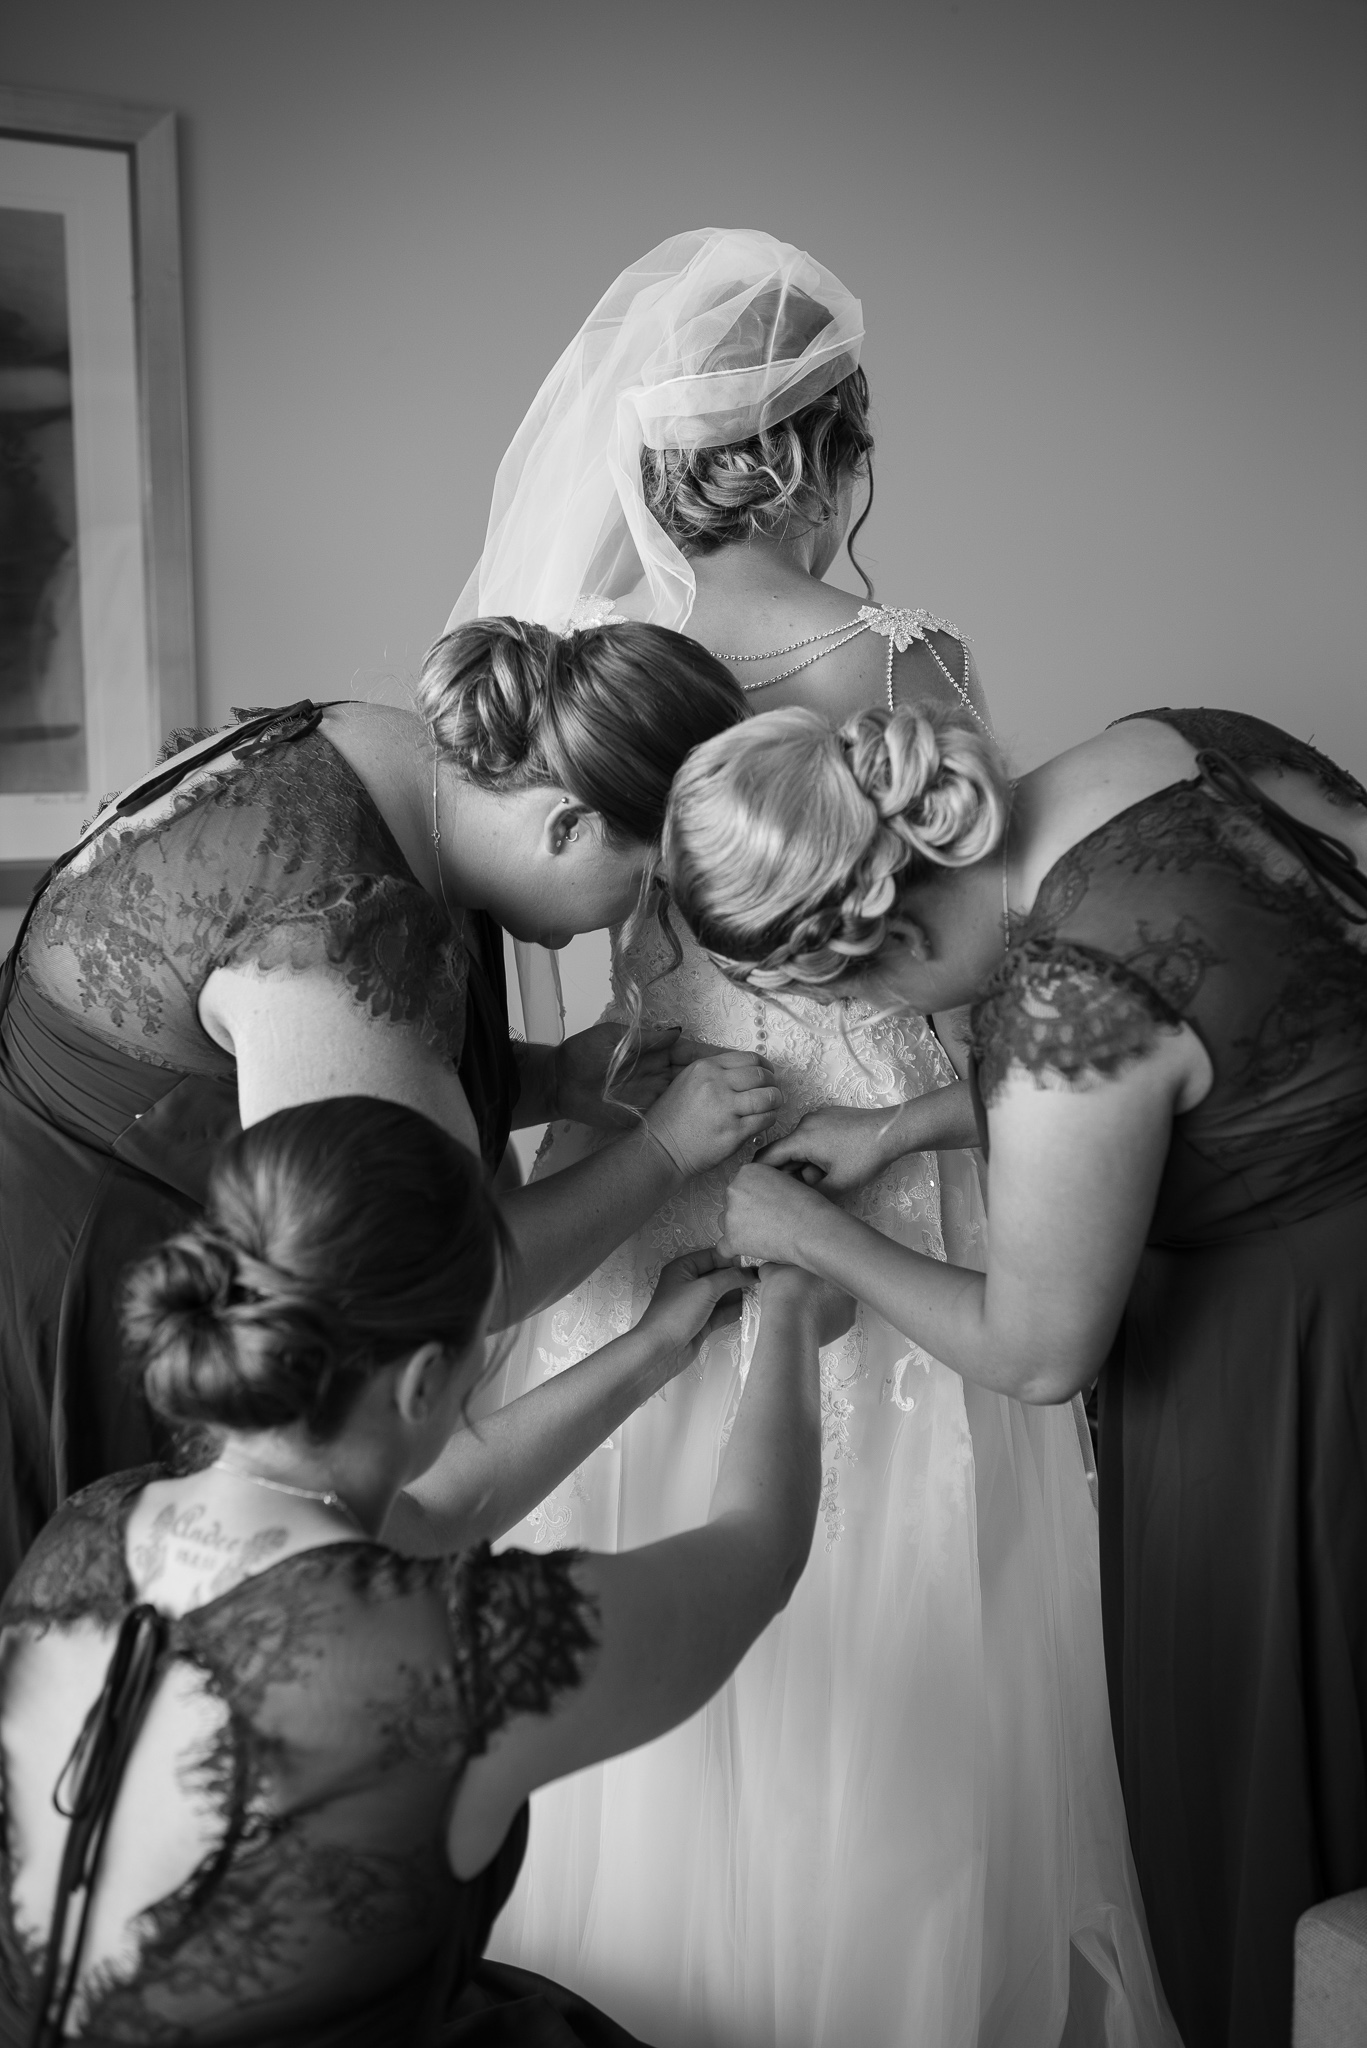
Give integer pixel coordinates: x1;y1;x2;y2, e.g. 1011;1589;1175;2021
448;227;864;637
446;229;863;1042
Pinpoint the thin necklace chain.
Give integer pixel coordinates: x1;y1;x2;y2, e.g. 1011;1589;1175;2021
432;750;455;921
211;1460;364;1530
1001;786;1017;950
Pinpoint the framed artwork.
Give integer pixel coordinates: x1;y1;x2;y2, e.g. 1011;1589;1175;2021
0;84;194;908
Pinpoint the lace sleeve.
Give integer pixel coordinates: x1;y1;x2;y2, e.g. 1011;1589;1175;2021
972;940;1182;1105
1115;706;1367;810
0;1472;148;1631
435;1544;599;1758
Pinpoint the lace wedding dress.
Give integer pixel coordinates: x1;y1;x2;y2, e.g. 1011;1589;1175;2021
485;909;1177;2047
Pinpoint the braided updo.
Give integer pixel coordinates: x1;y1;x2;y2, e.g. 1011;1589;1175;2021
418;616;745;849
663;701;1009;992
123;1099;499;1439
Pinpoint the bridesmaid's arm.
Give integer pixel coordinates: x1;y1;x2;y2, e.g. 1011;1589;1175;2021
510;1022;689;1131
201;968;782;1327
719;1026;1209;1404
445;1267;852;1880
756;1081;978;1193
386;1250;746;1553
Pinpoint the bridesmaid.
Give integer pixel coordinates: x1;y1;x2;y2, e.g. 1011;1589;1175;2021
666;696;1367;2048
0;1095;851;2046
0;617;778;1590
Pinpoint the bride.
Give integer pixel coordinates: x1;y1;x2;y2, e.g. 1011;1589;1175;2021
452;229;1177;2048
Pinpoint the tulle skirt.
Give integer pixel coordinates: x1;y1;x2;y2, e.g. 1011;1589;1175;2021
485;1127;1178;2048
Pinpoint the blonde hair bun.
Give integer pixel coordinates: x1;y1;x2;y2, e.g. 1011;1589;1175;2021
663;699;1009;991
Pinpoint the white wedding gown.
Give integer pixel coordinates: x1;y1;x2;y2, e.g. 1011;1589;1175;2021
486;912;1179;2048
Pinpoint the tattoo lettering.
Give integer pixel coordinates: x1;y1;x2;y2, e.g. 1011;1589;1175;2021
131;1500;290;1602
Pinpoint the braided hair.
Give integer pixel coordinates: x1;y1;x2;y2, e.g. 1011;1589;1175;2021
663;701;1009;992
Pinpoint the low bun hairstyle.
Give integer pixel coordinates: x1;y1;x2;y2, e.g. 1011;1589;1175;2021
663;700;1010;991
418;616;746;849
123;1098;500;1439
641;367;875;598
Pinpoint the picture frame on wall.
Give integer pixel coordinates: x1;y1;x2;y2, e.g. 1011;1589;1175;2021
0;83;194;914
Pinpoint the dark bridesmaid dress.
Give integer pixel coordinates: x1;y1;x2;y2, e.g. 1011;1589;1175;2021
0;1468;644;2046
971;707;1367;2048
0;704;519;1594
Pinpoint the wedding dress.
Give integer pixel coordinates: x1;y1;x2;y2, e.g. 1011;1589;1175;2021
457;229;1177;2047
485;900;1177;2048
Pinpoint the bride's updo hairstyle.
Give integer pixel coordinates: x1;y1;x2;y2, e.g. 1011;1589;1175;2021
640;287;875;595
664;701;1010;992
419;615;745;848
124;1098;500;1440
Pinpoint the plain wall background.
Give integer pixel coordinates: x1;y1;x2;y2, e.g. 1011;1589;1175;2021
2;0;1364;998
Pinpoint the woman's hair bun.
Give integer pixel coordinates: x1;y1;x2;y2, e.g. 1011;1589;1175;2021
125;1228;344;1437
640;365;873;568
122;1097;501;1441
841;702;1006;869
419;617;552;786
662;697;1009;992
418;614;745;850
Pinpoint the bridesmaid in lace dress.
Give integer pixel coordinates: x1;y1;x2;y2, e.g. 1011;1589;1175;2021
0;621;778;1592
0;1096;851;2046
676;699;1367;2048
455;230;1175;2047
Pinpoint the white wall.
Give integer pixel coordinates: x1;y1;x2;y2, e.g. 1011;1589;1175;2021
3;0;1364;980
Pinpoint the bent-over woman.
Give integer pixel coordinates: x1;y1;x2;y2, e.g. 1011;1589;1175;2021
667;697;1367;2048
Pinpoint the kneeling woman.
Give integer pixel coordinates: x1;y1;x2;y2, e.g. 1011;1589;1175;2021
0;1097;847;2047
666;698;1367;2048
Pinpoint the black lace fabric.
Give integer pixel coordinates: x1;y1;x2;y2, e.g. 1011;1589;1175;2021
973;940;1182;1100
0;1472;598;2041
20;717;469;1076
971;712;1367;1171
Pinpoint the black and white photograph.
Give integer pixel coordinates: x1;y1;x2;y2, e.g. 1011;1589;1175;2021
0;7;1362;2048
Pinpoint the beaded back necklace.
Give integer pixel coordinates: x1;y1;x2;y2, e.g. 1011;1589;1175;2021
709;603;989;729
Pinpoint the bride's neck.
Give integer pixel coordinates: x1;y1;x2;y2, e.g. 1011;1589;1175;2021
690;530;827;600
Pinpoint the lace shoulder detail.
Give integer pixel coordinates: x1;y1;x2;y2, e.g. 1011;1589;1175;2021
0;1470;152;1631
972;938;1182;1104
26;725;469;1074
1117;707;1367;809
569;596;618;629
434;1544;598;1758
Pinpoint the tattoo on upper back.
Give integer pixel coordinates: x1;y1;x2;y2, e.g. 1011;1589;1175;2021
131;1501;290;1600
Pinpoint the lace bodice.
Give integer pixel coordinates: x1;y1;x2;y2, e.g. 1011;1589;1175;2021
0;1470;596;2042
18;708;469;1079
971;707;1367;1240
530;901;974;1549
527;598;985;1550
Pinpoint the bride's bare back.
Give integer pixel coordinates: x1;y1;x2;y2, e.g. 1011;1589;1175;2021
618;529;989;729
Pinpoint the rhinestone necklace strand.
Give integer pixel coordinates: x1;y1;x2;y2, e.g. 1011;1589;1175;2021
710;604;989;728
